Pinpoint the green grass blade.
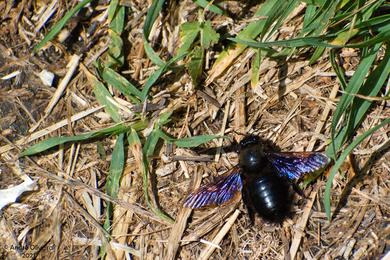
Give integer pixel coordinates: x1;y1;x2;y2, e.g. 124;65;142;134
209;0;279;75
143;0;165;38
309;46;326;65
106;133;125;199
107;0;119;23
195;0;224;15
20;120;147;157
302;4;317;31
345;47;390;137
157;111;173;126
244;0;279;39
329;49;348;90
92;76;122;123
177;22;200;58
141;128;175;223
143;129;161;157
103;133;125;231
229;35;339;49
302;0;337;35
260;0;299;40
354;14;390;32
174;135;223;148
143;40;166;67
109;3;125;33
324;118;390;220
328;44;381;158
345;29;390;48
141;66;165;101
33;0;93;52
141;53;187;101
101;67;142;102
188;46;204;86
250;49;262;87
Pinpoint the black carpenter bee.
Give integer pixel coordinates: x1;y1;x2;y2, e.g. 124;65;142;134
184;135;330;222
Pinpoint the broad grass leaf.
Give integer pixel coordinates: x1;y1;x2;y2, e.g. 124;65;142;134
188;47;204;86
177;22;200;58
200;20;219;49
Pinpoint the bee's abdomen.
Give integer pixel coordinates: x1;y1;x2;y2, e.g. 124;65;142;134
248;173;291;222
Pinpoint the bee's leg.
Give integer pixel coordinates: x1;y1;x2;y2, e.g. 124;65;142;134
242;186;255;223
291;182;307;198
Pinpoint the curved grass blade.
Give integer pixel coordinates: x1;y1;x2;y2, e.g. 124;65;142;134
139;129;175;223
33;0;93;52
207;0;279;83
140;53;187;101
93;77;121;123
143;40;166;67
195;0;224;15
103;133;125;231
20;120;147;157
329;49;348;91
324;118;390;220
345;47;390;139
143;0;165;38
101;67;142;102
328;44;381;159
259;0;299;40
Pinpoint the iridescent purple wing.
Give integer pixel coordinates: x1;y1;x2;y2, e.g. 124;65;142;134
184;167;243;209
266;152;330;181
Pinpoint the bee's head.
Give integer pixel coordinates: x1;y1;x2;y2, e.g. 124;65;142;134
238;135;265;173
239;135;261;148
